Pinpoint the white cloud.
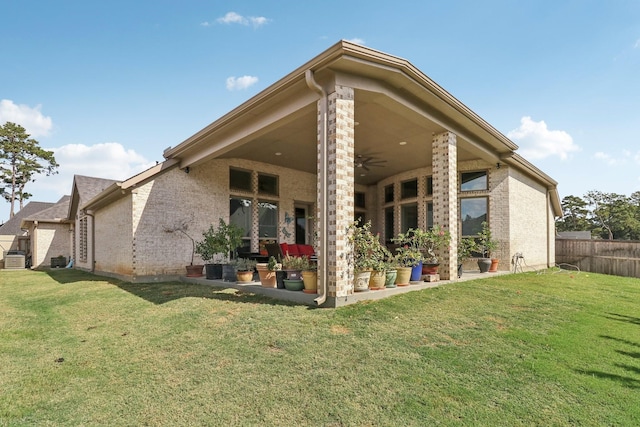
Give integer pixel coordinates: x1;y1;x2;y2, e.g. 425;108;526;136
215;12;270;28
345;38;365;45
0;99;53;138
30;142;156;199
507;116;580;160
226;75;258;91
593;152;619;166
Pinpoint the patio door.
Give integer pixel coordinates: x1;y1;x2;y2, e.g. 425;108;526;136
294;206;311;245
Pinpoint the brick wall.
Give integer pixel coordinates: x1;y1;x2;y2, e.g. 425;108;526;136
94;196;133;277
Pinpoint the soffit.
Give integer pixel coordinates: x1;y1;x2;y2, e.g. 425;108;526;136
167;41;525;186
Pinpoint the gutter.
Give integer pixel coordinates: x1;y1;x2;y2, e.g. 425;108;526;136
305;69;328;307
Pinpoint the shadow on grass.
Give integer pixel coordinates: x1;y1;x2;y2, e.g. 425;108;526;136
605;312;640;326
576;369;640;389
600;335;640;348
43;268;299;307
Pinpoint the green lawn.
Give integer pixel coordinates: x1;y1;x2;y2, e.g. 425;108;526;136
1;268;638;426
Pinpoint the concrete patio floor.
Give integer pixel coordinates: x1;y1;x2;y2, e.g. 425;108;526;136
181;269;511;307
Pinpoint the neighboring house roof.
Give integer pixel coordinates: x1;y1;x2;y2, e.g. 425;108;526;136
68;175;119;219
0;201;55;235
21;196;71;225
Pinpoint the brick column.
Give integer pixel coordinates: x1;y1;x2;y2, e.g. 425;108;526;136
432;131;458;280
320;85;354;299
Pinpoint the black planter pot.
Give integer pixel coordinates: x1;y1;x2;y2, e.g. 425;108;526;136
205;264;223;280
222;264;237;281
477;258;492;273
458;264;463;278
276;270;286;289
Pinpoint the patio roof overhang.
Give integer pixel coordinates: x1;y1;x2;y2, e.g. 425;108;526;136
161;40;561;215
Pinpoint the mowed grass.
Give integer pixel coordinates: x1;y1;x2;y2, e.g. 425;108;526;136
0;269;638;426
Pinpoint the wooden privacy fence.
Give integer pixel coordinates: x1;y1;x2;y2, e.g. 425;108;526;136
555;239;640;278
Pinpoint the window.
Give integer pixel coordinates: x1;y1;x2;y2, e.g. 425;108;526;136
230;197;252;250
230;168;252;192
384;184;394;203
401;203;418;233
426;176;433;196
461;197;488;236
354;192;366;209
426;202;433;229
258;201;278;239
258;173;278;196
79;216;87;262
461;171;487;191
401;179;418;199
384;207;394;243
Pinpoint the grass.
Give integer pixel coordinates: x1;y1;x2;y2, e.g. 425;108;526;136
1;268;639;426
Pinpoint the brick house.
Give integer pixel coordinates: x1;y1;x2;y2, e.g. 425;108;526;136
68;41;561;307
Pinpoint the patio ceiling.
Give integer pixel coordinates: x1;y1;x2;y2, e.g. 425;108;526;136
216;88;484;186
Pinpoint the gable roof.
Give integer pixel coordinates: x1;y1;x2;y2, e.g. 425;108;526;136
0;201;55;235
161;40;561;216
68;175;119;218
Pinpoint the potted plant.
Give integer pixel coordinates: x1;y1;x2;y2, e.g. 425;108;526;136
391;229;424;284
234;258;257;283
420;225;451;275
457;236;477;278
346;219;386;292
194;219;244;281
256;256;281;288
163;219;204;277
477;221;498;273
301;257;318;294
194;219;233;279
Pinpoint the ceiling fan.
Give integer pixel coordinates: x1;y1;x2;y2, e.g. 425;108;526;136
354;154;387;171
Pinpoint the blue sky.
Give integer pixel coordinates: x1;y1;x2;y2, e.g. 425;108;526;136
1;0;639;221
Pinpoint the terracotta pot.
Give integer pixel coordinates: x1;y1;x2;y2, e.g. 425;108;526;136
395;267;412;286
368;270;386;290
302;270;317;294
185;265;204;277
256;263;277;288
489;258;499;272
422;263;439;275
354;270;372;292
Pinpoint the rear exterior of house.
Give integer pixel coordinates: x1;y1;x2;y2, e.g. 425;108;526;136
67;41;561;307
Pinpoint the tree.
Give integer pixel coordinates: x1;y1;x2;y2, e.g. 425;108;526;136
0;122;59;218
584;191;637;240
556;195;591;233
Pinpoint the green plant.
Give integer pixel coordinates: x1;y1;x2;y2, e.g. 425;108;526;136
195;219;244;263
267;256;281;271
458;236;478;262
346;219;387;272
281;254;308;271
233;258;257;272
477;221;498;258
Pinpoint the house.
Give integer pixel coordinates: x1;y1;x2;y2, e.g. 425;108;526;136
66;41;562;307
0;201;54;268
20;196;72;268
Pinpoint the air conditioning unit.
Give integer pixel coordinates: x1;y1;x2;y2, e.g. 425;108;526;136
4;254;26;269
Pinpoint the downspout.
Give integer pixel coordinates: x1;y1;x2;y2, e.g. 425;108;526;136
305;69;328;306
32;221;38;269
547;191;552;268
84;210;96;273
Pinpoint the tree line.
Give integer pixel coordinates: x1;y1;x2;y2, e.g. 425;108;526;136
557;191;640;240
